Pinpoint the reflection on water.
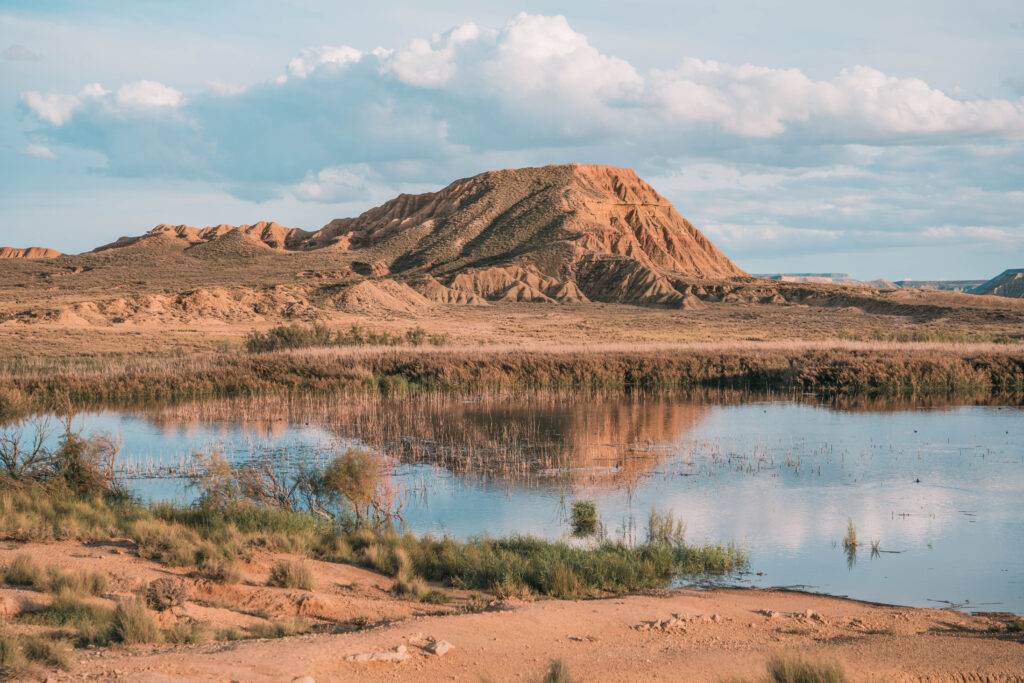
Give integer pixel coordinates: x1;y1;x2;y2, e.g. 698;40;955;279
19;391;1024;613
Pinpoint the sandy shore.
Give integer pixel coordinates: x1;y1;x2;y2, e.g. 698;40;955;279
3;541;1021;682
68;589;1024;682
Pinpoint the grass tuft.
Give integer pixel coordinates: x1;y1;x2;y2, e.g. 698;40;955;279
22;636;72;670
267;560;314;590
112;597;161;645
766;654;847;683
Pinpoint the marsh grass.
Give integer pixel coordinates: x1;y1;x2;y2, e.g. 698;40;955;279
3;342;1021;417
842;520;858;551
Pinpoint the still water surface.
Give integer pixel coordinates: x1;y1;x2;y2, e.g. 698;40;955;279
45;393;1024;613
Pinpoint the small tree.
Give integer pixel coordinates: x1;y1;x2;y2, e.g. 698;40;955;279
0;417;53;480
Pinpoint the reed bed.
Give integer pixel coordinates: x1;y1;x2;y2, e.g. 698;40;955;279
1;341;1022;417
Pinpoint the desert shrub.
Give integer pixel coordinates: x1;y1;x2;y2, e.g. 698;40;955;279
145;577;187;611
163;619;209;644
535;660;576;683
267;560;314;590
320;449;383;520
0;633;26;676
245;323;338;353
570;501;598;537
765;654;846;683
198;557;243;584
22;636;71;670
130;519;203;567
23;592;116;646
112;597;161;645
404;327;427;346
390;548;428;599
3;553;44;588
247;619;310;639
45;565;107;596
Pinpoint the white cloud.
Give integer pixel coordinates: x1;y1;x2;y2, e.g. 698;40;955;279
649;61;1024;139
23;143;56;159
114;80;183;109
20;80;182;126
292;164;383;203
21;90;82;126
382;22;482;87
287;45;362;79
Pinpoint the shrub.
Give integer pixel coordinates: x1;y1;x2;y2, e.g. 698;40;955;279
22;636;71;670
267;560;314;590
247;619;310;639
245;323;338;353
570;501;598;537
112;597;161;645
199;557;243;584
766;654;847;683
3;553;43;588
163;619;209;644
0;634;25;676
24;592;116;647
145;577;187;611
535;660;576;683
45;566;107;596
319;449;389;523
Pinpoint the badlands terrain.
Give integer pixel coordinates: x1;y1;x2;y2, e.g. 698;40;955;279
1;164;1023;681
0;164;1021;360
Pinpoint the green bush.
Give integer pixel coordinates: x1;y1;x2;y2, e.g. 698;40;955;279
570;501;598;537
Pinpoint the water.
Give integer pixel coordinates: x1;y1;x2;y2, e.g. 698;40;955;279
15;392;1024;613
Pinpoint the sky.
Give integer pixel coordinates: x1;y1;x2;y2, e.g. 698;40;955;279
2;1;1023;279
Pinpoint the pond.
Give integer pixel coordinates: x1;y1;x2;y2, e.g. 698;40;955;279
17;391;1024;613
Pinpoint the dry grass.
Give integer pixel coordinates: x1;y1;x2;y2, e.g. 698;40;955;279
1;341;1021;417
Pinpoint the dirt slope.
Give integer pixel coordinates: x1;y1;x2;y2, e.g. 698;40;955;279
0;246;61;259
974;269;1024;298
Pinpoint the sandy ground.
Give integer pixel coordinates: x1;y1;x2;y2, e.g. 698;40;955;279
2;541;1022;682
66;590;1024;682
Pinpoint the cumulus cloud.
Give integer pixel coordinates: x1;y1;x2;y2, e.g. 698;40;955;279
114;80;184;109
287;45;362;79
12;12;1024;268
21;80;181;126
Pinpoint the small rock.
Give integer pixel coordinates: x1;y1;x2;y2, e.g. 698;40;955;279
346;645;411;663
426;640;452;657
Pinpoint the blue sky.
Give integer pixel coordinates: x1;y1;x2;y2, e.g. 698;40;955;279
2;1;1022;279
